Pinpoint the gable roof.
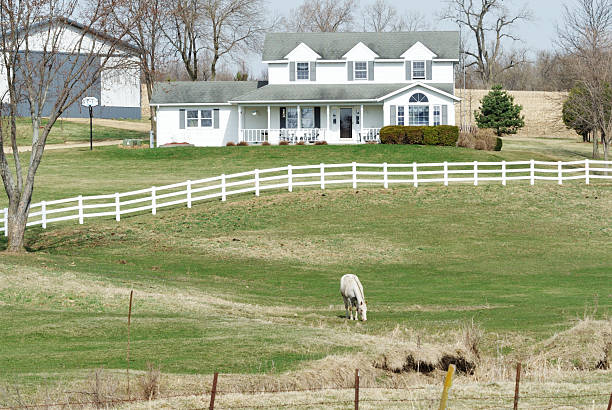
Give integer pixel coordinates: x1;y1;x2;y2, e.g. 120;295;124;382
262;31;459;61
151;81;267;105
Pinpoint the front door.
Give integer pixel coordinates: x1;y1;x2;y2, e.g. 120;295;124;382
340;108;352;139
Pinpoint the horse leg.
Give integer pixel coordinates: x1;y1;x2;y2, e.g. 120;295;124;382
343;296;350;319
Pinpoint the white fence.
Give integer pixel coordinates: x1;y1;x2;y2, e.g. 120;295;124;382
1;159;610;236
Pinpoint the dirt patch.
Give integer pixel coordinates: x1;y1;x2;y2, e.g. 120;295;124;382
373;346;477;375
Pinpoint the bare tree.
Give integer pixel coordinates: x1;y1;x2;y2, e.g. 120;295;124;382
284;0;357;32
0;0;134;252
362;0;429;32
442;0;531;87
557;0;612;160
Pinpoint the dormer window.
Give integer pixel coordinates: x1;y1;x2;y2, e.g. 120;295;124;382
412;61;426;79
296;62;310;80
354;61;368;80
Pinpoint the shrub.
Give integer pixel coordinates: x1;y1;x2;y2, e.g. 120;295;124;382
380;125;458;146
226;141;236;146
279;140;289;145
314;140;328;145
261;141;271;146
139;363;161;400
457;127;502;151
296;141;305;145
237;141;249;146
475;85;525;136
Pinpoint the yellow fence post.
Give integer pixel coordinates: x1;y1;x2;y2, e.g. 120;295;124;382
439;364;456;410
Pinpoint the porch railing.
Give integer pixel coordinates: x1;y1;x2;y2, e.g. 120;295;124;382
241;128;325;144
242;129;269;144
360;128;381;142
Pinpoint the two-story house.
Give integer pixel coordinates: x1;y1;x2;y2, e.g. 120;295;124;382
151;31;460;147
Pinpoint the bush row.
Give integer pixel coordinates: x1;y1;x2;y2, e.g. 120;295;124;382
380;125;459;146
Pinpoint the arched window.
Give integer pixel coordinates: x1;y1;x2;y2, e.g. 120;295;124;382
409;93;428;103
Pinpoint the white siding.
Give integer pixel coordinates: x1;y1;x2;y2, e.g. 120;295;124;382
316;62;349;84
268;63;289;84
156;106;238;147
432;61;454;83
383;86;456;126
26;25;113;54
101;57;140;107
373;62;405;83
0;60;7;103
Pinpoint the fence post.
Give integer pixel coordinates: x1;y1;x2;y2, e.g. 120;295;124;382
558;161;563;185
151;186;157;215
320;163;325;190
443;161;448;186
209;372;218;410
78;196;84;224
354;368;359;410
585;159;590;185
413;162;418;187
438;364;455;410
126;290;133;399
352;162;357;189
383;162;388;189
221;175;226;201
288;165;293;193
530;159;535;185
41;201;47;229
473;161;478;186
255;169;260;197
607;386;612;410
187;180;192;208
3;208;7;237
502;160;507;186
115;193;120;222
513;362;522;410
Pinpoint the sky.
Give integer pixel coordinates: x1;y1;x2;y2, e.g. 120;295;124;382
248;0;567;72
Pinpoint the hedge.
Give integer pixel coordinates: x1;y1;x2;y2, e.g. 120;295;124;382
380;125;459;146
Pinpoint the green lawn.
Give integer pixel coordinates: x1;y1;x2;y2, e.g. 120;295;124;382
2;117;147;147
0;138;610;403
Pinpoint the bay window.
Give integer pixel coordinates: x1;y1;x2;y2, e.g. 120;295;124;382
409;106;429;125
397;106;405;126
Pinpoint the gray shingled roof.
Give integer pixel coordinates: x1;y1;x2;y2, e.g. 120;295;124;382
231;83;455;103
151;81;266;105
262;32;460;61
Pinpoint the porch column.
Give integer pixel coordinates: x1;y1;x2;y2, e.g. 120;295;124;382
297;105;301;129
360;104;364;142
238;105;242;141
326;105;330;131
267;105;271;132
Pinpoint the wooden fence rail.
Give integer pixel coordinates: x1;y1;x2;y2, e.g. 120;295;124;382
1;159;611;236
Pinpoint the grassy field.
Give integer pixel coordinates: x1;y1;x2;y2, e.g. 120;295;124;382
1;117;148;147
0;137;610;408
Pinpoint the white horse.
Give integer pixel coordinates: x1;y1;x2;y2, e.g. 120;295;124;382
340;274;367;321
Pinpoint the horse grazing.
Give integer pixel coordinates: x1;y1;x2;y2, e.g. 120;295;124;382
340;274;367;321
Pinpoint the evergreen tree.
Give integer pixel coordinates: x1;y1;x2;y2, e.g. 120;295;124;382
474;85;525;136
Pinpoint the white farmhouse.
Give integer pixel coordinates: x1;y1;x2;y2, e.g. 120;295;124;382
151;31;460;146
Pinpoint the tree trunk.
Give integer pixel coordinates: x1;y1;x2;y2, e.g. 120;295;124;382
593;132;599;159
6;199;28;253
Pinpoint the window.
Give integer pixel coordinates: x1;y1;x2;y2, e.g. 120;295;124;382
412;60;425;79
409;93;428;103
201;109;212;127
286;107;298;128
186;109;213;128
409;106;429;125
354;61;367;80
433;105;441;126
296;62;309;80
397;106;405;126
301;107;314;128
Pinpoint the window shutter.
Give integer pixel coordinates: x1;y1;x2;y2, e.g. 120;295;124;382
347;61;353;81
442;105;448;125
280;107;286;129
179;109;185;129
310;61;316;81
390;105;396;125
368;61;374;81
213;108;220;129
314;107;321;128
405;61;411;80
289;62;295;81
426;60;432;80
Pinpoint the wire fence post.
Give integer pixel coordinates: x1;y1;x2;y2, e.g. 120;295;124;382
78;196;84;224
151;186;157;215
585;159;590;185
288;165;293;192
558;161;563;185
3;208;7;237
320;163;325;190
438;364;455;410
41;201;46;229
115;193;120;222
126;290;133;399
473;161;478;186
187;180;192;208
607;386;612;410
255;169;260;197
413;162;418;187
221;175;226;202
383;162;388;189
443;161;449;186
354;368;359;410
513;362;522;410
352;162;357;189
209;372;218;410
530;159;535;185
502;160;507;186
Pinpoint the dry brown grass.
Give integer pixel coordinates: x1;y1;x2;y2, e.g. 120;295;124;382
457;128;499;151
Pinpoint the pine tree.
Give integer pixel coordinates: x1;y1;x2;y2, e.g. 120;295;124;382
474;85;525;136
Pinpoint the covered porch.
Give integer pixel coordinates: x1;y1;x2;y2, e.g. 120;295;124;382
237;104;383;145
